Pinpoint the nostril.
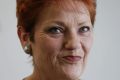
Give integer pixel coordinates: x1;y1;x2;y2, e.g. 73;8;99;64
64;32;81;50
66;47;76;51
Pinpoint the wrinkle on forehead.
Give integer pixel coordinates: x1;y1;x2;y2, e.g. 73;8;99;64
36;0;90;27
51;0;89;15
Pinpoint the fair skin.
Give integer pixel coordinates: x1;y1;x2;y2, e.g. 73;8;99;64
18;1;93;80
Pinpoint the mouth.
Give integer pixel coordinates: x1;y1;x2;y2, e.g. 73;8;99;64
61;55;82;64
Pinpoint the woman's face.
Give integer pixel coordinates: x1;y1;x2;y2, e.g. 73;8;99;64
30;1;93;80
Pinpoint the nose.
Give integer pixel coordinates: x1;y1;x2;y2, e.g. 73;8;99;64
64;32;81;51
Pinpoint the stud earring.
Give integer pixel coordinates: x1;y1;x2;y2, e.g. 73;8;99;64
24;43;31;54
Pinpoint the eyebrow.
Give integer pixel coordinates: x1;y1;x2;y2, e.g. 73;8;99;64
78;22;86;26
50;21;67;27
50;21;86;27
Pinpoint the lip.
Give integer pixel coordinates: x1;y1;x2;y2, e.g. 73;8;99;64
61;55;82;64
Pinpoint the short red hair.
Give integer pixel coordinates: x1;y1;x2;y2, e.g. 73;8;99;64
16;0;96;33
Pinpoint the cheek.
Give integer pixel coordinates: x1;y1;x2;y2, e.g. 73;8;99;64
87;37;93;50
35;35;63;56
82;35;93;54
81;36;93;66
32;35;63;67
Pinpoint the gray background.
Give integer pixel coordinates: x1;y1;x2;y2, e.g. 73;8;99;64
0;0;120;80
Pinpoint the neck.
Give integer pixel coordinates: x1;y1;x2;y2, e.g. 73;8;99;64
24;69;81;80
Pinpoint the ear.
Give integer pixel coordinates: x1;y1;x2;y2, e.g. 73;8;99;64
17;26;30;49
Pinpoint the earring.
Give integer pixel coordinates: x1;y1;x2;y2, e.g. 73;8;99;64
24;43;31;54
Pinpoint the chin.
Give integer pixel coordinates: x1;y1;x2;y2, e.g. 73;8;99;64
60;64;84;80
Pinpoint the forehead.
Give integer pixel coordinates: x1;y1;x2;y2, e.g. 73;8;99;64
37;0;90;24
43;0;89;15
52;0;88;13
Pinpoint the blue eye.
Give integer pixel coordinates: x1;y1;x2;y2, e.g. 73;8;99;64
47;26;64;34
79;26;90;33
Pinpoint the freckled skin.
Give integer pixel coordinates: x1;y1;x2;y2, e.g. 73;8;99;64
21;1;93;80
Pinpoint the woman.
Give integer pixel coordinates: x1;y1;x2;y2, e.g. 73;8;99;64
16;0;96;80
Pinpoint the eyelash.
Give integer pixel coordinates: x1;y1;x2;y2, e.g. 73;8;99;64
46;26;91;36
47;26;64;34
79;26;90;33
